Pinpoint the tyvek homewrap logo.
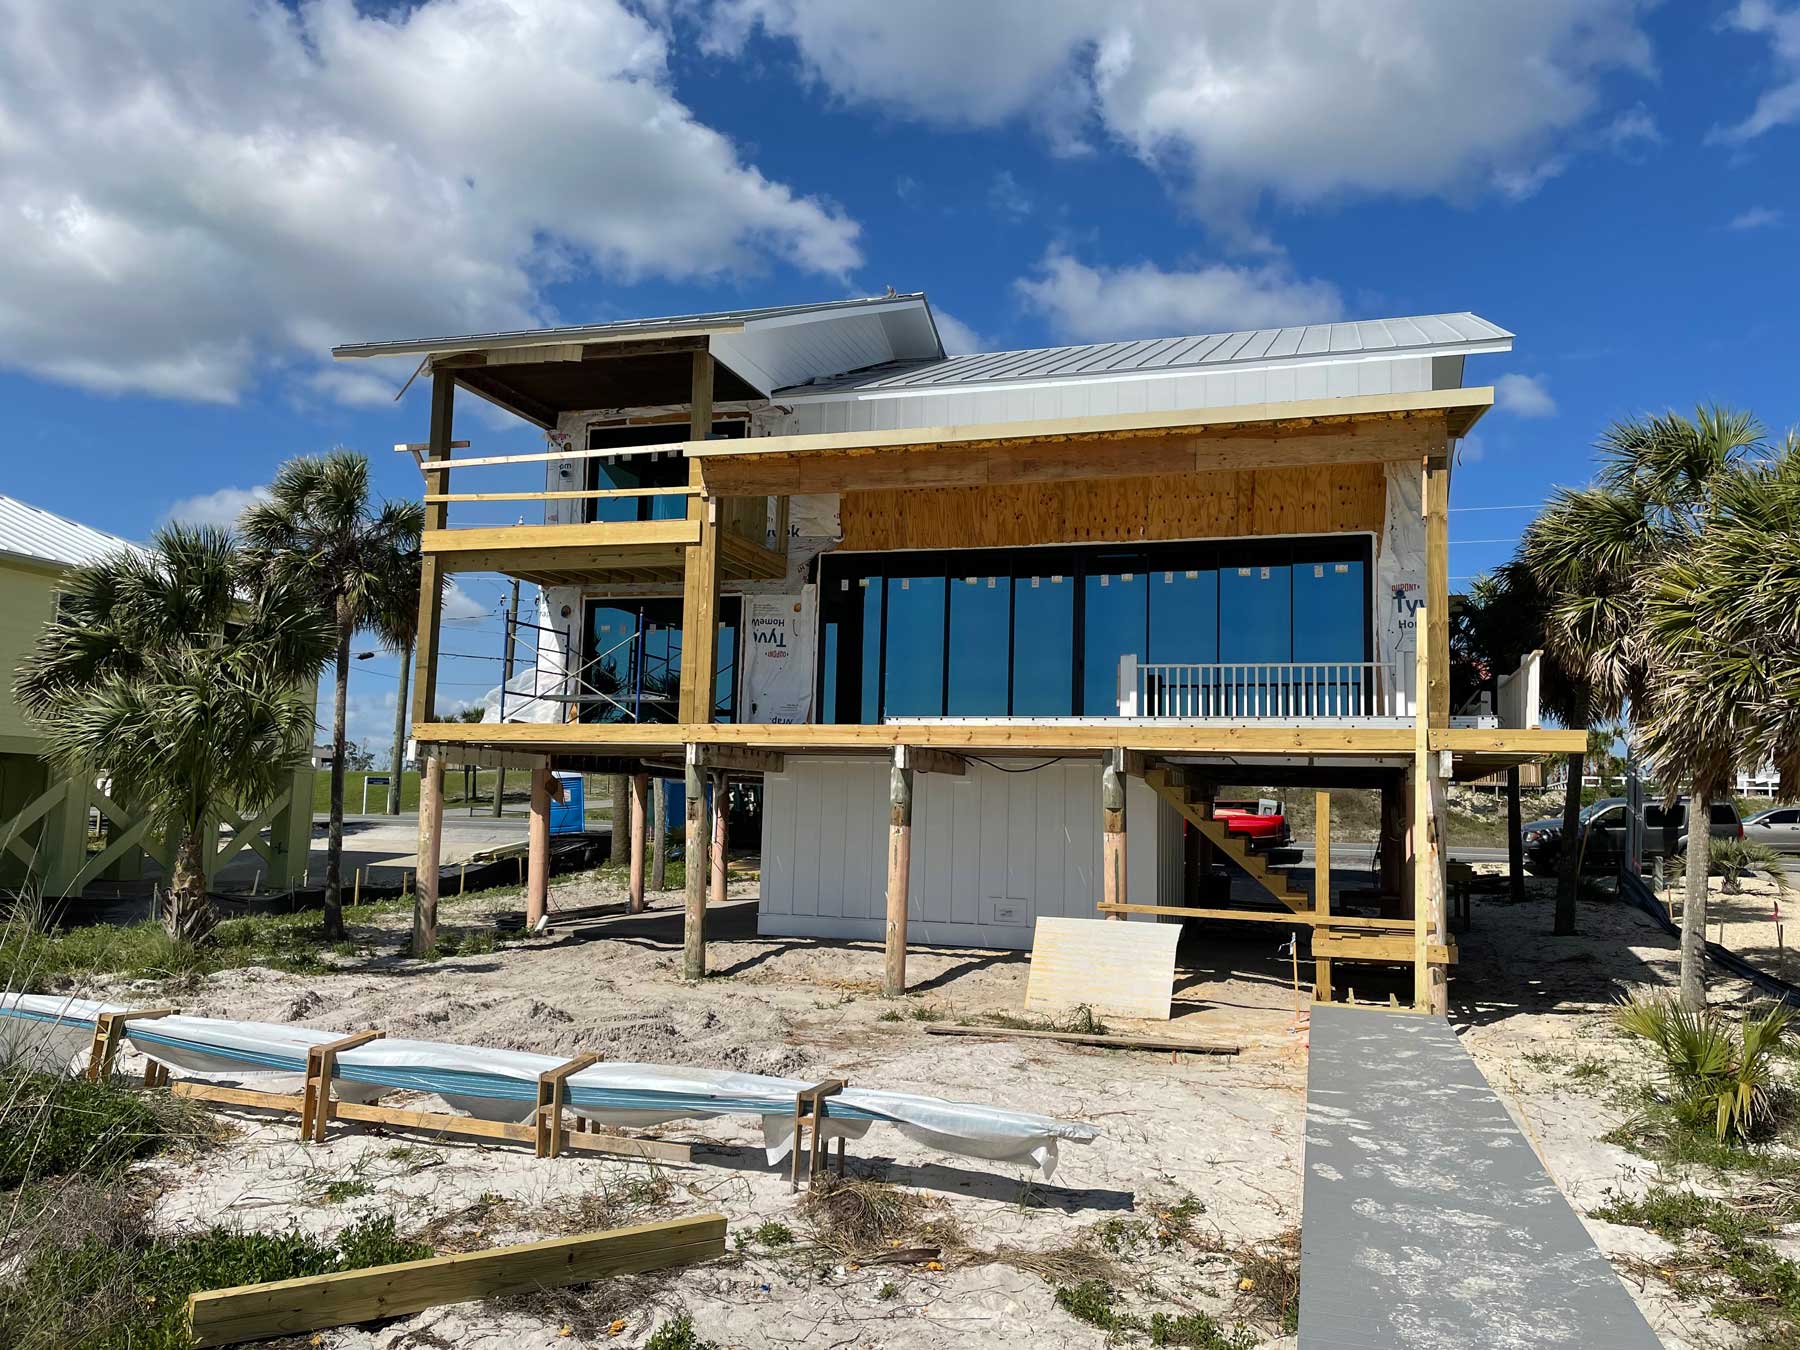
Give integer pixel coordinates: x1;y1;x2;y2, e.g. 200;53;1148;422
1391;582;1421;632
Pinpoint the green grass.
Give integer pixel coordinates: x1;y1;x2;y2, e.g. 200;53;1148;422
0;1070;203;1190
0;1212;430;1350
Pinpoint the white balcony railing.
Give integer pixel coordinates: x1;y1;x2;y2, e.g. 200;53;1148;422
1118;656;1403;721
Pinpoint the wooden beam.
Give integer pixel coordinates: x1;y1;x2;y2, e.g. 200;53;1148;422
412;755;443;956
422;519;699;555
1095;902;1415;931
676;349;720;726
415;743;548;772
186;1216;727;1347
423;485;697;505
1315;932;1456;964
884;757;913;996
580;334;711;360
1431;728;1587;753
413;371;454;724
694;744;787;774
429;545;688;578
682;746;708;980
896;746;967;776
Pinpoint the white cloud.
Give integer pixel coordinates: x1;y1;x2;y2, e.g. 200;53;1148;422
709;1;1653;224
988;170;1034;221
1601;102;1662;154
932;308;988;355
164;484;272;529
1728;205;1785;230
1494;373;1557;419
1711;1;1800;144
1457;436;1487;466
1015;249;1342;343
442;581;489;623
0;0;860;405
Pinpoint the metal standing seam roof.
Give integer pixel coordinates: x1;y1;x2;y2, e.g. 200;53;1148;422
330;293;935;360
0;494;146;570
776;312;1513;396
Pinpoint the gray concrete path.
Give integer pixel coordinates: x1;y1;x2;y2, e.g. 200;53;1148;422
1299;1005;1660;1350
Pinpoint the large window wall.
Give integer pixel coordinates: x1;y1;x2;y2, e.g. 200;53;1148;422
584;421;745;524
817;536;1371;722
579;596;739;723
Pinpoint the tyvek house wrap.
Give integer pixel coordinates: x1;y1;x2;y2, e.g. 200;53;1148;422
1377;460;1427;716
0;994;1097;1177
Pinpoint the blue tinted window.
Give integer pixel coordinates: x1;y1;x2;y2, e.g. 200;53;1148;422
1292;560;1365;662
1082;563;1147;714
859;578;881;724
1012;572;1073;715
1148;567;1218;664
948;574;1010;715
883;575;946;717
1219;564;1291;662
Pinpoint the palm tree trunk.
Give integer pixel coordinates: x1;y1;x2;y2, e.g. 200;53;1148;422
166;824;212;944
389;639;411;816
651;776;667;890
1553;751;1582;934
1679;789;1712;1011
324;623;351;939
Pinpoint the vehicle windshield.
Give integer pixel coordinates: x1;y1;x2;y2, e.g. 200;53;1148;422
1578;800;1622;824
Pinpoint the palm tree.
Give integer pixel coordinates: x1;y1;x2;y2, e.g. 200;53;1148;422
370;563;421;817
16;526;330;939
1522;406;1762;1006
241;453;423;939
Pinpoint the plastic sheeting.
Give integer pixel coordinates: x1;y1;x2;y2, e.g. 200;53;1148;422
0;995;1098;1177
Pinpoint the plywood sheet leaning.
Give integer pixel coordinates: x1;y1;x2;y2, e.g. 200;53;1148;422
1025;916;1180;1022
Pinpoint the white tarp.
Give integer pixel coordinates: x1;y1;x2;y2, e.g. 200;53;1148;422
0;995;1097;1177
1378;460;1426;716
740;587;816;724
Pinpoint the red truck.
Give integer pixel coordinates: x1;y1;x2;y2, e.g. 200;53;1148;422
1211;798;1292;851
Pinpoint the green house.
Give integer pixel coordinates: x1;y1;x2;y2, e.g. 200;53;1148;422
0;496;314;899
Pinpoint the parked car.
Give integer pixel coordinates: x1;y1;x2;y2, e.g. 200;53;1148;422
1212;798;1291;852
1521;798;1743;876
1745;805;1800;854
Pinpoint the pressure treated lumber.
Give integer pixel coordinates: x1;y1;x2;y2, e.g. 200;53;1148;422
1095;901;1412;930
527;765;551;928
682;747;708;980
412;755;444;956
628;772;648;914
924;1025;1239;1055
186;1215;727;1347
1315;790;1333;1002
1101;761;1126;921
884;758;913;997
708;769;727;907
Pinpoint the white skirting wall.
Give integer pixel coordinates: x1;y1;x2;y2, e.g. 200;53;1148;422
758;756;1181;950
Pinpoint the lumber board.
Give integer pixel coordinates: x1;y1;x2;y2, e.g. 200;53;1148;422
1095;901;1412;931
186;1215;727;1347
172;1082;306;1112
1026;916;1179;1021
924;1025;1238;1055
1314;932;1456;964
422;519;699;554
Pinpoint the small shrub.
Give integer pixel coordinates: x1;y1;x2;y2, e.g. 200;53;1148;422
0;1070;188;1189
751;1220;795;1248
1710;838;1790;895
1149;1310;1257;1349
1616;994;1793;1143
643;1313;719;1350
877;1280;900;1300
1055;1279;1140;1332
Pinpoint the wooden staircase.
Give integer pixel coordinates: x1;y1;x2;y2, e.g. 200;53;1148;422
1144;769;1311;912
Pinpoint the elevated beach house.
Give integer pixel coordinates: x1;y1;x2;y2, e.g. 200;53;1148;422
334;295;1579;1012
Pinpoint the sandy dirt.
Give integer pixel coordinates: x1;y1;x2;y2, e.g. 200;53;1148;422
74;859;1800;1348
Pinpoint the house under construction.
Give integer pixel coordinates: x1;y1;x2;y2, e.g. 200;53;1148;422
333;295;1581;1013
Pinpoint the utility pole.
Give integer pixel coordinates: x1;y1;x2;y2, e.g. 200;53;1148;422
492;580;521;817
388;641;410;815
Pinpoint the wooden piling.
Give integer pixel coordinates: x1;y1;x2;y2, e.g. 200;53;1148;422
708;769;727;906
628;772;648;914
884;755;914;997
683;748;708;980
411;756;443;956
1101;760;1126;920
526;764;551;929
1314;790;1332;1002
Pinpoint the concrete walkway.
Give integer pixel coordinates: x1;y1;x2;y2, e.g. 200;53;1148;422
1298;1005;1659;1350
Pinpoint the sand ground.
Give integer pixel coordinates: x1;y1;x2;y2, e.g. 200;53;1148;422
71;859;1800;1348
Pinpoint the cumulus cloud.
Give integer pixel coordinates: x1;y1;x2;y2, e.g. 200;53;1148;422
442;580;490;623
1727;205;1785;230
932;308;988;355
1494;373;1557;419
708;1;1654;224
1711;1;1800;144
0;0;860;405
1015;249;1342;343
164;485;272;529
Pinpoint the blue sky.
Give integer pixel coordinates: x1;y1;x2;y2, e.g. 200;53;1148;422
2;0;1797;751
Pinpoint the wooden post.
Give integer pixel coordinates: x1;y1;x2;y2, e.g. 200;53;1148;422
526;764;551;929
682;746;708;980
1314;790;1332;1003
1101;758;1126;919
651;775;668;891
627;772;648;914
301;1029;385;1144
1506;765;1526;905
86;1008;176;1082
534;1053;599;1159
1424;455;1450;728
412;372;454;726
411;755;444;956
709;770;728;906
1413;605;1448;1014
676;350;719;726
884;753;914;997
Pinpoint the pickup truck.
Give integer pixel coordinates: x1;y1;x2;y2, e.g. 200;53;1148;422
1522;797;1743;876
1212;798;1292;852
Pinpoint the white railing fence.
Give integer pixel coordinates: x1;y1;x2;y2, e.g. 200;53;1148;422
1117;656;1402;720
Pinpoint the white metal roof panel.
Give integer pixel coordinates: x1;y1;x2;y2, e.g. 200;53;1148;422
0;495;144;571
776;312;1511;398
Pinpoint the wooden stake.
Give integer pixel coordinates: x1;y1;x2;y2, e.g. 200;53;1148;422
411;755;442;956
353;868;361;907
86;1007;176;1082
709;769;728;906
884;755;913;998
682;747;708;980
527;764;551;929
1101;759;1126;921
534;1053;600;1159
628;772;648;914
790;1079;845;1191
300;1029;385;1144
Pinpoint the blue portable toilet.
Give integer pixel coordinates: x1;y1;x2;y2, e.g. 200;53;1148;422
549;772;585;834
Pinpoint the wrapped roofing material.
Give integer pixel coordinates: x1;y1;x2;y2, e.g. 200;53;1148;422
0;996;1097;1178
0;993;123;1073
